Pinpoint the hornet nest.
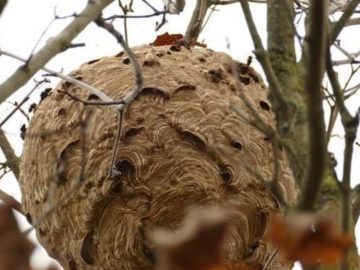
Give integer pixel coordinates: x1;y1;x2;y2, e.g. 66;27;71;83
19;45;296;270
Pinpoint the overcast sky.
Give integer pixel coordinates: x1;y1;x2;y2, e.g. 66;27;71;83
0;1;359;269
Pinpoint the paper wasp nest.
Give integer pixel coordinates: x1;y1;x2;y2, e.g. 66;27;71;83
20;45;296;270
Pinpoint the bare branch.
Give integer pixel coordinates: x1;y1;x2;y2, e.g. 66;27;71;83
326;49;359;270
0;0;114;104
239;0;287;106
0;79;48;128
142;0;158;12
346;17;360;26
0;129;20;179
94;16;144;112
331;0;360;43
298;0;327;211
0;49;113;102
104;10;167;20
184;0;209;44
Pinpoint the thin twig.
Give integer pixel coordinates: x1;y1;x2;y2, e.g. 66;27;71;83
118;0;133;44
7;101;30;121
104;10;167;20
109;111;123;177
0;79;48;127
326;48;359;270
0;0;114;104
331;0;360;43
141;0;158;12
59;90;124;106
0;129;20;179
94;17;144;112
28;7;79;61
238;0;287;107
94;17;143;174
0;49;113;102
262;248;279;270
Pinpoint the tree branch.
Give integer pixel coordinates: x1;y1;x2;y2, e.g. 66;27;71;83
0;0;7;16
267;0;297;90
326;47;359;270
0;0;114;104
239;0;287;106
298;0;327;211
331;0;360;43
0;79;48;128
0;129;20;179
0;49;113;102
184;0;209;44
94;16;143;112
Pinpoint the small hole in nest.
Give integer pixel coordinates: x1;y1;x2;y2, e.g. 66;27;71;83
158;113;166;119
144;246;156;263
114;159;131;172
87;94;100;100
116;51;124;57
245;242;260;258
198;57;206;63
123;58;131;64
219;165;233;184
63;81;72;88
39;228;46;237
238;65;249;74
231;141;242;150
180;130;207;150
124;127;143;138
136;117;144;124
238;75;250;85
170;45;181;52
156;52;164;57
25;213;32;224
68;259;77;270
113;159;134;179
167;51;172;55
208;69;224;83
87;58;100;64
81;234;94;265
174;84;196;93
139;87;168;99
75;76;82;81
259;100;271;111
57;108;66;117
264;137;271;142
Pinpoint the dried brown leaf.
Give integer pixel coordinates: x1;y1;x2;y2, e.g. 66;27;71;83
269;214;353;266
151;32;183;46
0;204;34;270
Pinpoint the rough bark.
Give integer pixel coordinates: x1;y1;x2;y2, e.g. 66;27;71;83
267;0;308;184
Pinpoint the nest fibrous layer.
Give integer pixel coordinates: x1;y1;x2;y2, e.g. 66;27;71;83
20;45;296;270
